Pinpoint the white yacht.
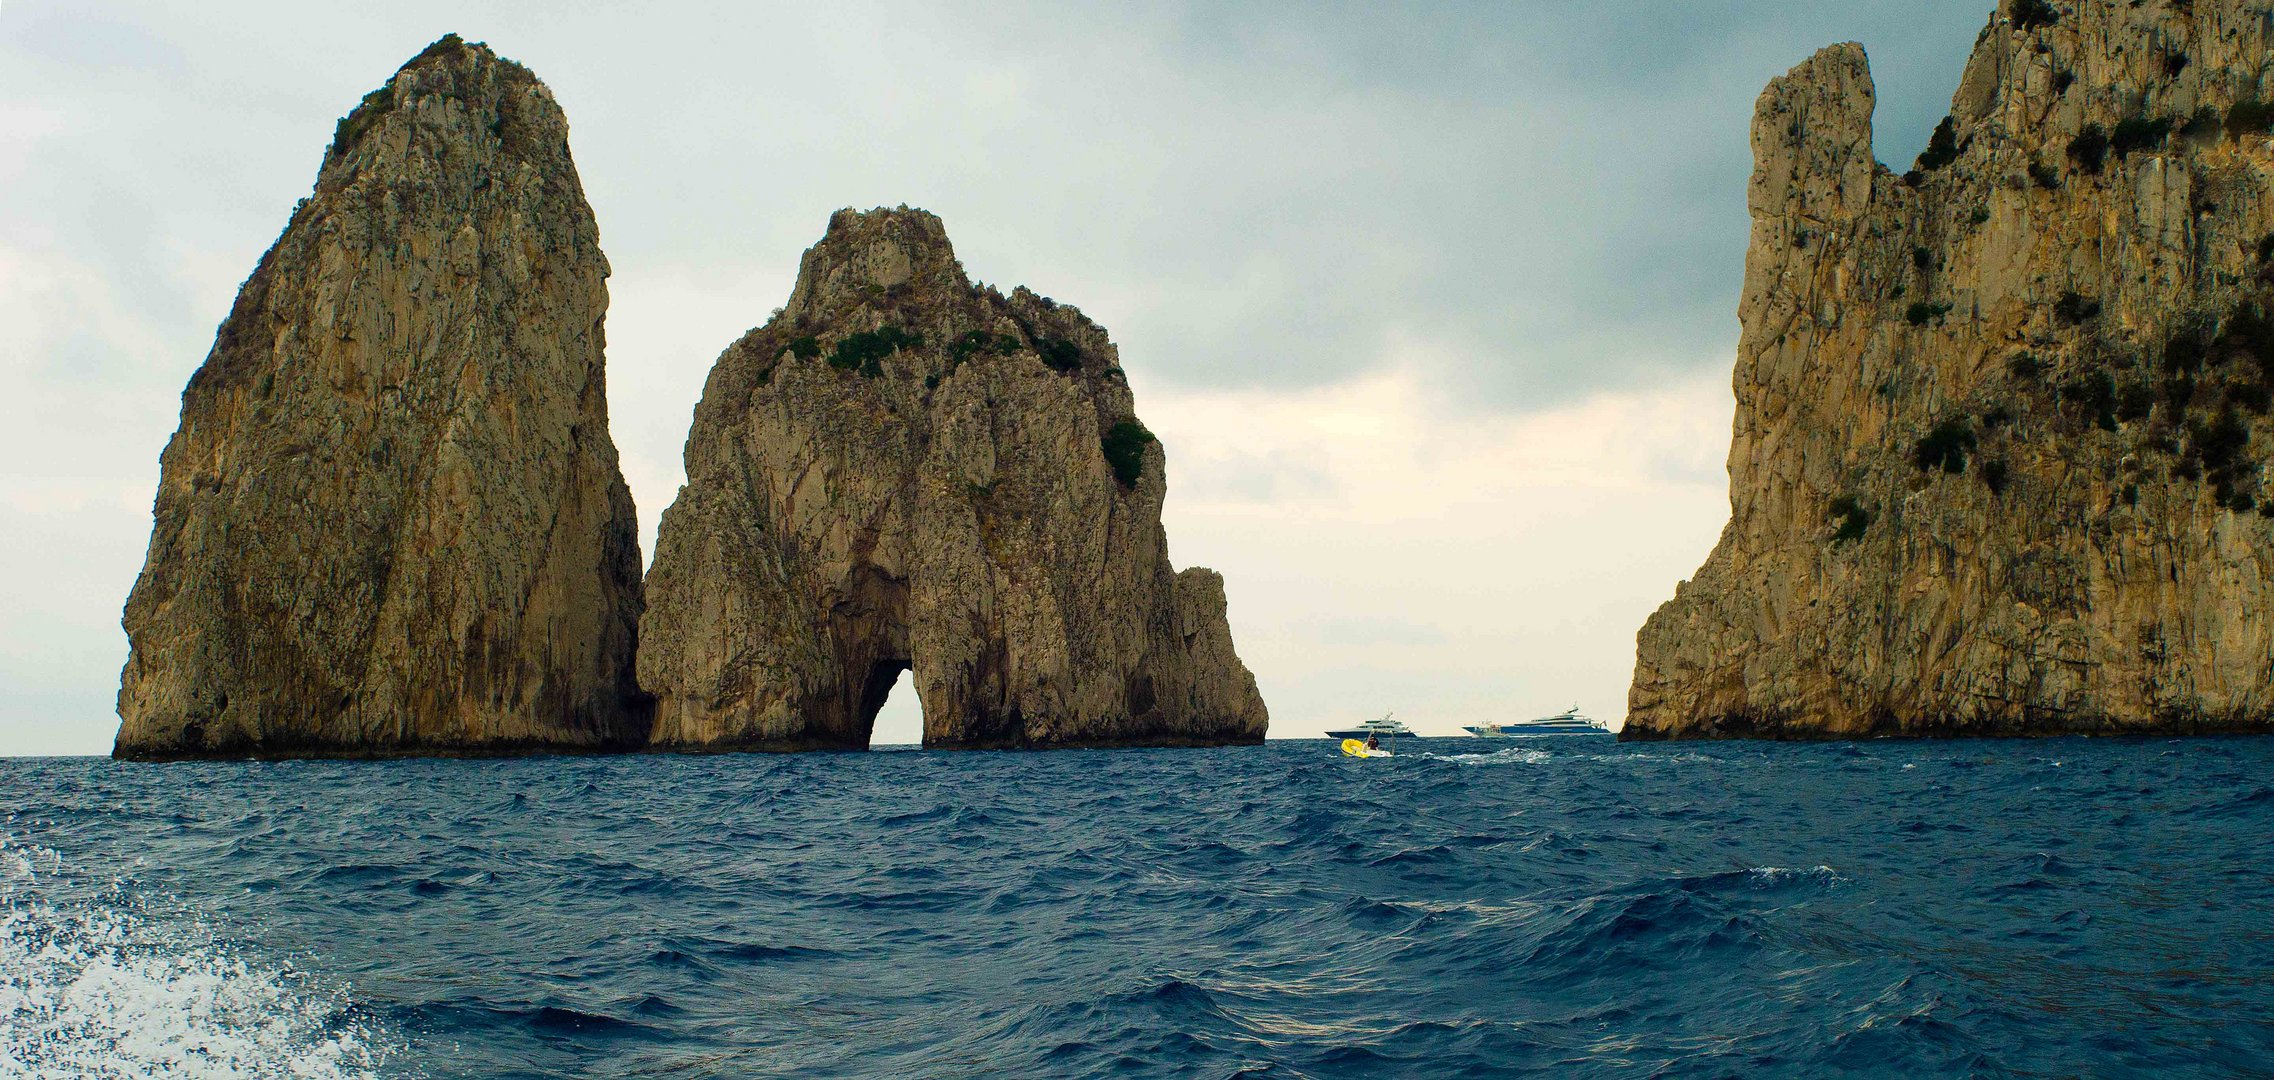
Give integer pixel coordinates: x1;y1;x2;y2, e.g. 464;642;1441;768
1464;706;1608;737
1323;712;1419;740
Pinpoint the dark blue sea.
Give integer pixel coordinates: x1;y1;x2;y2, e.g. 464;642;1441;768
4;737;2272;1078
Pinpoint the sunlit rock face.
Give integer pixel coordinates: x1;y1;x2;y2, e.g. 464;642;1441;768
1629;1;2274;740
115;36;649;759
638;208;1268;750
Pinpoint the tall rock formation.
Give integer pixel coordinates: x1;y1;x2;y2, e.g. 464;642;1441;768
639;208;1268;750
115;36;648;759
1629;1;2274;740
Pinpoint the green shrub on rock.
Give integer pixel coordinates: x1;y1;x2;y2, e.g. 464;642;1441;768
332;85;397;154
1914;116;1961;172
2111;115;2173;156
827;326;923;377
2060;370;2119;431
951;331;990;363
2068;124;2110;175
2215;302;2274;379
2227;100;2274;140
1914;417;1977;474
1906;301;1953;326
2052;291;2101;324
1981;459;2010;496
1828;496;1872;543
2010;0;2057;30
2117;380;2157;422
1101;419;1156;488
1039;338;1084;373
947;330;1025;367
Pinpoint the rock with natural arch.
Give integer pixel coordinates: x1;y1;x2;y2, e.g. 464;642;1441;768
638;208;1268;750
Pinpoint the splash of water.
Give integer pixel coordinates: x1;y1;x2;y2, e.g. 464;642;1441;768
0;834;394;1080
1432;747;1554;765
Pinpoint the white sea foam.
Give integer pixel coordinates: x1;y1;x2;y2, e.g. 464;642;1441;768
0;835;394;1079
1742;865;1845;887
1434;747;1554;766
1647;751;1725;766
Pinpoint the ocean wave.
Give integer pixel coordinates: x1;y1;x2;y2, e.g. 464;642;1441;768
0;835;395;1080
2;736;2267;1078
1730;865;1846;889
1432;748;1553;765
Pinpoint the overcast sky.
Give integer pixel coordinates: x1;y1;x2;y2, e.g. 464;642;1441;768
0;1;1995;755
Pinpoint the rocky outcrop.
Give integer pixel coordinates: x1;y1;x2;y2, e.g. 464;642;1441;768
115;36;648;759
1629;1;2274;740
638;208;1268;750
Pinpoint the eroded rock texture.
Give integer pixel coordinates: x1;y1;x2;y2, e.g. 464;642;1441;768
639;208;1268;749
1629;1;2274;740
115;36;648;759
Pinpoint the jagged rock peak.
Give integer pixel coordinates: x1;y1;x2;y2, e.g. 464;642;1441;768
785;207;970;317
1627;0;2274;741
1747;42;1877;227
324;35;532;163
114;35;647;759
639;207;1269;751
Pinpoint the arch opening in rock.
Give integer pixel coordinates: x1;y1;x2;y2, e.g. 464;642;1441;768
868;668;926;749
635;207;1270;751
807;563;915;750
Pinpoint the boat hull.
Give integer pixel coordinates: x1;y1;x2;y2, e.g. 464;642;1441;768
1323;729;1421;740
1462;725;1610;737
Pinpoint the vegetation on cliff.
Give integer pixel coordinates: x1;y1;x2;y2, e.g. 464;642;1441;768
1629;1;2274;741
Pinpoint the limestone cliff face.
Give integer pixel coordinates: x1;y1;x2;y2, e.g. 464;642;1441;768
1631;1;2274;740
639;208;1268;750
115;36;648;759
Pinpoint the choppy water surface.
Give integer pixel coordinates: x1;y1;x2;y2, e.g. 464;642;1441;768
4;737;2271;1078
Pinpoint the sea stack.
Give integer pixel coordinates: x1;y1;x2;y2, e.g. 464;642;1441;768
115;36;648;758
638;208;1268;750
1628;0;2274;740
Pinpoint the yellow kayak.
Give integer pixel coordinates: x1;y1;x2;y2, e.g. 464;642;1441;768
1341;738;1393;758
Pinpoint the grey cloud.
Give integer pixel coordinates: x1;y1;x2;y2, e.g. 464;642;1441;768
0;0;1999;753
1169;446;1336;504
9;1;1993;407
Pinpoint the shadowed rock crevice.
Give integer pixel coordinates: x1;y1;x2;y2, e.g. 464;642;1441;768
1628;0;2274;741
114;35;648;760
639;208;1268;750
811;565;911;749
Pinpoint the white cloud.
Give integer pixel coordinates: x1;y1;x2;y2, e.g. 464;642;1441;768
0;100;65;178
0;241;185;755
1137;365;1732;737
870;366;1732;745
602;261;801;554
0;0;1998;754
